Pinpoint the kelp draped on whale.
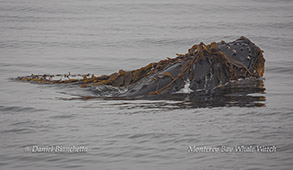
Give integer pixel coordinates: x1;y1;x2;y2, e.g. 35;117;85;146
15;36;265;98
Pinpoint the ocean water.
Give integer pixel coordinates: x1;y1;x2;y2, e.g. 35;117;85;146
0;0;293;169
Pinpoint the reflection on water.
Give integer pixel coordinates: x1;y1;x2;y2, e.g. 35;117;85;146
187;78;266;108
59;78;265;108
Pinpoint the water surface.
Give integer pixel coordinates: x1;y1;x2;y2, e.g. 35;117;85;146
0;0;293;169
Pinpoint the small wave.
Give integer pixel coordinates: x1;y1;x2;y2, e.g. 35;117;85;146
0;128;33;134
0;106;45;114
50;114;76;119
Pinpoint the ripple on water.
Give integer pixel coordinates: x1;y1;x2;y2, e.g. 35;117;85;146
49;114;77;119
0;105;46;114
0;128;34;134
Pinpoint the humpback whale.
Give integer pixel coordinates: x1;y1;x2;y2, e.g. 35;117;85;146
14;36;265;99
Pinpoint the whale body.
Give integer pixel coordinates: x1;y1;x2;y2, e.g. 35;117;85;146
118;36;265;97
14;36;265;99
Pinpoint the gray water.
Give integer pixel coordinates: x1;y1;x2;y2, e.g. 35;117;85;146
1;0;293;169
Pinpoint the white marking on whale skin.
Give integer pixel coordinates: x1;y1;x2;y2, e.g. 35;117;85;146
118;87;128;94
204;75;208;90
175;79;193;94
94;85;127;97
